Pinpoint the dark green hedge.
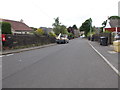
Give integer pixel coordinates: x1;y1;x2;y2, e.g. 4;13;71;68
1;22;12;34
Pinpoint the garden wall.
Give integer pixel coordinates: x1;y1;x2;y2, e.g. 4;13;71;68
2;34;56;49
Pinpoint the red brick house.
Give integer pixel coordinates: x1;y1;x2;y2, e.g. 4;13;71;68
1;19;33;34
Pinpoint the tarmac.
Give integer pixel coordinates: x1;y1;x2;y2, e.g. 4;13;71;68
1;39;119;73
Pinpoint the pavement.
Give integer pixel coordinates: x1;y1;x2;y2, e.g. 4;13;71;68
2;38;118;88
88;40;119;71
1;43;56;55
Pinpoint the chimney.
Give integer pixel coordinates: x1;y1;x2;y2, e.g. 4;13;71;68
20;19;24;23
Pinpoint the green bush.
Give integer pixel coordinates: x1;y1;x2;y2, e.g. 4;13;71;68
35;28;45;35
48;32;56;37
103;30;112;33
1;22;12;34
87;32;95;37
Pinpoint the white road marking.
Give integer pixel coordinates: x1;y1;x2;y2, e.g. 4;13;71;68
0;54;14;57
88;42;120;76
6;54;14;57
0;55;5;57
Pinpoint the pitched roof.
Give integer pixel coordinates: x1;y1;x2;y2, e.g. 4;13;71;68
1;19;33;31
109;19;120;27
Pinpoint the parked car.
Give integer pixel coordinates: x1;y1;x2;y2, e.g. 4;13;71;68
56;34;69;44
80;34;85;38
114;34;120;40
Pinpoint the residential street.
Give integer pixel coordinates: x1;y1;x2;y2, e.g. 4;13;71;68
2;38;118;88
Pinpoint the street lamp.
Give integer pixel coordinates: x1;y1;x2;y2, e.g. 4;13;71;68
89;18;92;38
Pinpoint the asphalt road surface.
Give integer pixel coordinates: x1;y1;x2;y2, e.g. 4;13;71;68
2;38;118;88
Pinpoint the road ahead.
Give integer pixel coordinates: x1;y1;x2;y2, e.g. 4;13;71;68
2;38;118;88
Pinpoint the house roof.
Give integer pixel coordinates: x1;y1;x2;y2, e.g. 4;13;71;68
1;19;33;31
109;19;120;27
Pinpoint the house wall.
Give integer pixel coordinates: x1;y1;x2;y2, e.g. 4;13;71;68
105;27;120;32
12;29;32;35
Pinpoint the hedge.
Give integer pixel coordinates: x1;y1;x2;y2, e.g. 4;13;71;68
1;22;12;34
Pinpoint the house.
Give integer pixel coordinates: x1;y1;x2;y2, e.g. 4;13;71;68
94;27;102;34
0;19;33;34
67;27;80;37
104;18;120;32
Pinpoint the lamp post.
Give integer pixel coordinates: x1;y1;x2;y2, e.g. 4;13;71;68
89;18;92;38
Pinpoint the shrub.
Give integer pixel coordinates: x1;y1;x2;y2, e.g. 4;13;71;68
35;28;45;35
87;32;95;37
103;30;112;33
48;32;56;37
1;22;12;34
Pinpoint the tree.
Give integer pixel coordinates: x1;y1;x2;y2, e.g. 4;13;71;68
1;22;12;34
52;17;68;35
79;18;92;36
72;24;78;30
102;20;107;27
101;20;107;32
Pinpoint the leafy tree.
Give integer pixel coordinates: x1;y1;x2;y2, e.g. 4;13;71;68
52;17;68;35
72;24;78;30
101;20;107;32
1;22;12;34
35;28;45;35
52;17;61;27
79;18;92;36
52;17;61;35
60;25;69;34
102;20;107;27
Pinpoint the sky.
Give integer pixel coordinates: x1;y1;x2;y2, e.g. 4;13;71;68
0;0;119;28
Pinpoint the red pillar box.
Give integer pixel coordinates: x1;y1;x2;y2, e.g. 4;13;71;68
2;34;6;41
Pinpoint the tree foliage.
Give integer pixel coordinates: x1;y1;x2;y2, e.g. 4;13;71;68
102;20;107;28
100;20;107;32
52;17;68;35
79;18;92;36
1;22;12;34
72;24;78;30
